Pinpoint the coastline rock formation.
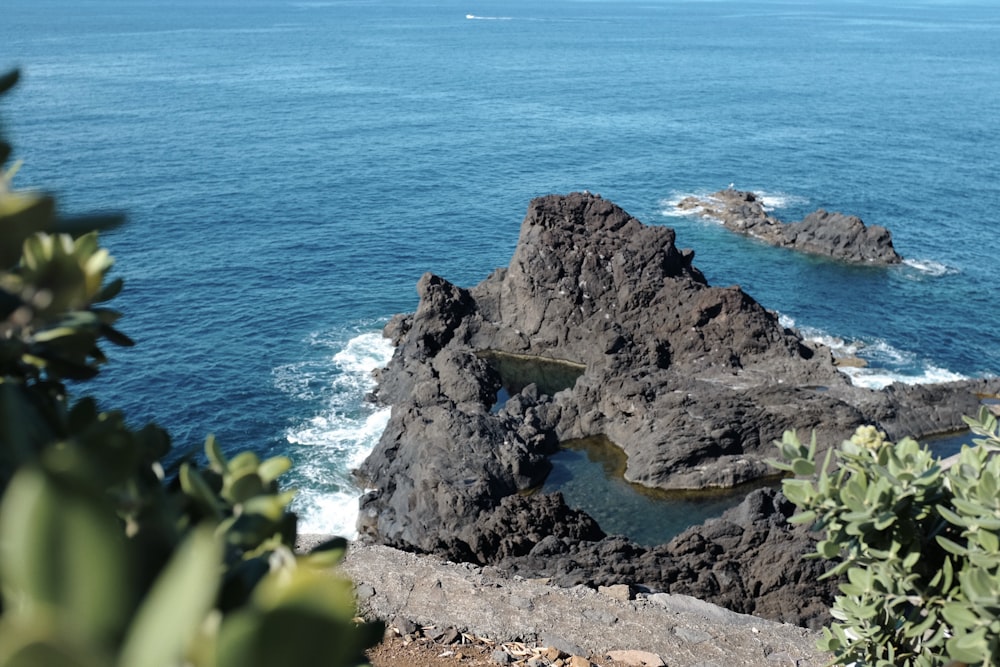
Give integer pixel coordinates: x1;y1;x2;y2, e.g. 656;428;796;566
677;189;903;264
357;192;997;627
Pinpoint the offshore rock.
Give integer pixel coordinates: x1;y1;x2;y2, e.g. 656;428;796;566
677;189;903;264
357;192;998;626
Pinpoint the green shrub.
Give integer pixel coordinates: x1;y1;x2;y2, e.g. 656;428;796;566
0;69;381;667
775;409;1000;667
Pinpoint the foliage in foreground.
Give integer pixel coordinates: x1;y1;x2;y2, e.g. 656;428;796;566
0;69;381;667
775;409;1000;667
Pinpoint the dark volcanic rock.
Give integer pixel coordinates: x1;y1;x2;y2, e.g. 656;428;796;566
357;192;998;626
677;189;903;264
484;488;835;629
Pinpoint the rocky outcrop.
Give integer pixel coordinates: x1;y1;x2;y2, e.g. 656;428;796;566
356;192;998;626
486;488;836;629
677;189;903;264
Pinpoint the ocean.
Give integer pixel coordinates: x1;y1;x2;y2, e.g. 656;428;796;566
3;0;998;542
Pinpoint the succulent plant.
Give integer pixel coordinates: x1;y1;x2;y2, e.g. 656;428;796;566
775;407;1000;666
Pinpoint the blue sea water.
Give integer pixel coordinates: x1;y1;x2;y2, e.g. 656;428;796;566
3;0;999;539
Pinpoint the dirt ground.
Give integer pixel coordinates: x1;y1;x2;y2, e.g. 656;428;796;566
366;629;637;667
366;632;497;667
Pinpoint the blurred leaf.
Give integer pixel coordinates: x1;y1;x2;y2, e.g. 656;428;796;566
180;464;224;521
0;69;18;95
93;277;124;304
257;456;292;485
791;457;815;476
228;451;260;476
117;525;221;667
0;382;50;466
216;567;381;667
205;434;227;473
224;470;264;504
1;640;105;667
0;468;130;646
99;324;135;347
242;491;296;522
303;536;349;563
53;212;126;237
0;195;57;267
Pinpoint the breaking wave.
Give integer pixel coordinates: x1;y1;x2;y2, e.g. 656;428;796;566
274;330;393;538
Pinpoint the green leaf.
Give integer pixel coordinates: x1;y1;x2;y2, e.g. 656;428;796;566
257;456;292;485
242;490;297;521
0;196;57;266
817;539;841;559
872;512;896;530
180;464;224;520
942;603;981;630
3;641;105;667
228;451;261;476
792;457;815;476
117;525;221;667
224;470;265;504
781;478;815;507
205;434;227;472
0;468;130;646
947;628;988;665
787;509;817;525
216;567;380;667
302;537;349;566
938;504;973;529
93;276;124;303
937;535;969;556
977;528;1000;553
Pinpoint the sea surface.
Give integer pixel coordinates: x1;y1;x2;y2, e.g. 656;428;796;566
3;0;998;543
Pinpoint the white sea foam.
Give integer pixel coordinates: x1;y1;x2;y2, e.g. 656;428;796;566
466;14;513;20
839;364;967;390
291;406;391;538
777;313;967;390
902;257;960;278
657;192;716;219
754;191;810;212
658;189;809;219
778;314;860;356
276;331;394;538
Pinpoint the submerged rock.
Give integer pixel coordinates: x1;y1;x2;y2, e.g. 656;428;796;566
356;192;997;626
677;189;903;264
